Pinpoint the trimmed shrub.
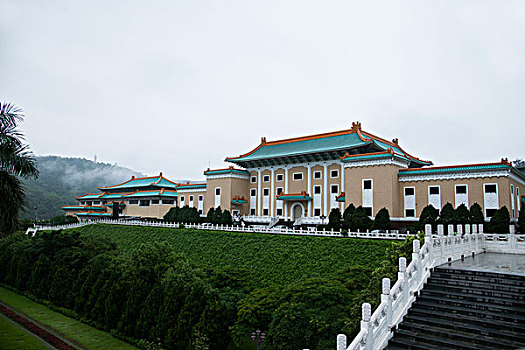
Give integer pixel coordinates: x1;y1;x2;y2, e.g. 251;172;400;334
488;206;510;233
328;208;342;230
519;206;525;233
438;203;454;227
469;203;484;225
418;204;439;232
373;208;391;230
453;204;470;225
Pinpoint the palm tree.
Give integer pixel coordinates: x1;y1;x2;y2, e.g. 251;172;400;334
0;102;39;237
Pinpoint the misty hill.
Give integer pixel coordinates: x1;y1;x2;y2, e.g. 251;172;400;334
23;156;144;220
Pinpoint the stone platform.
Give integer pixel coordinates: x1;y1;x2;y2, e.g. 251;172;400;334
441;252;525;277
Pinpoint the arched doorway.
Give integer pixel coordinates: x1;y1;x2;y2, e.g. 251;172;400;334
291;203;305;220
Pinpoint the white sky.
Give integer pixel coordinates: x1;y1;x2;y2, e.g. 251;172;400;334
2;1;524;181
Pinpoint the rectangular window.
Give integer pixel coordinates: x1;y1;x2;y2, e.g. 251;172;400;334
198;195;203;201
331;184;339;194
162;199;174;204
330;169;339;178
429;186;439;195
263;208;269;216
456;185;467;194
404;188;415;196
250;209;256;215
485;184;497;193
405;209;415;217
263;188;270;196
86;201;92;205
189;195;194;201
180;196;185;202
314;185;321;194
129;200;138;205
263;175;270;182
80;201;85;205
139;200;150;206
250;189;256;196
276;174;284;182
215;188;221;195
363;180;372;190
364;207;373;216
93;201;100;205
276;208;283;216
151;199;159;204
314;208;321;216
313;171;322;179
293;172;303;181
251;176;257;183
276;187;283;195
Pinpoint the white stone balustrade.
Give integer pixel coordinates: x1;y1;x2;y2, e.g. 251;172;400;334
338;223;525;350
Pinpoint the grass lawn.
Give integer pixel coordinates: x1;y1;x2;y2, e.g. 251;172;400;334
0;315;50;350
0;287;137;350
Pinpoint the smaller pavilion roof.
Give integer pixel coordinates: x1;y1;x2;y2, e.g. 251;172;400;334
277;192;312;201
176;183;207;190
231;196;248;204
204;166;250;176
62;205;107;211
98;173;179;191
335;192;345;203
123;189;178;198
398;159;514;177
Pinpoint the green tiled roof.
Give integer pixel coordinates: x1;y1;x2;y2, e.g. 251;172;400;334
228;132;368;162
231;199;248;204
76;212;112;217
341;152;409;163
336;196;345;203
399;163;510;176
123;190;178;198
99;176;178;190
100;193;128;199
277;194;312;201
177;184;207;190
205;169;250;176
62;206;106;211
76;193;102;199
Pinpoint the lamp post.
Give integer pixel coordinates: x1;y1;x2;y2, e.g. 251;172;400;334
251;329;265;350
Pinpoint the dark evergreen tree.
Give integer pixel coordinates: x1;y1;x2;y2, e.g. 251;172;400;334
213;206;223;225
221;210;233;225
417;204;439;232
328;208;342;230
342;203;356;230
469;203;484;225
438;202;455;227
349;206;373;231
488;206;510;233
206;207;215;223
373;208;391;230
453;204;470;225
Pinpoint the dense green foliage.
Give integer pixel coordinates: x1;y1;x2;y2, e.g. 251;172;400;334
373;208;391;230
164;206;201;224
74;224;391;287
49;215;79;225
0;224;415;350
328;208;342;230
343;206;373;231
438;203;454;226
417;204;439;232
453;204;470;225
488;206;510;233
22;156;143;220
469;203;485;225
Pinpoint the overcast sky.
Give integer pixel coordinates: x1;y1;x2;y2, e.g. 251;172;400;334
2;1;524;181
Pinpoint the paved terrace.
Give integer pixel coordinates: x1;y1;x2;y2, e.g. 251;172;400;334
441;252;525;277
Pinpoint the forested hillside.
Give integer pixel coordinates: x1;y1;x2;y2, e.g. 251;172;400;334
22;156;143;219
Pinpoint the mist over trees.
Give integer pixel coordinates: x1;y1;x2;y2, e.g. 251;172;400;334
22;156;143;219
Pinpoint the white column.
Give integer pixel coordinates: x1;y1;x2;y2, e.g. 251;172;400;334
323;163;328;216
284;166;289;218
307;164;312;217
340;163;345;211
257;168;262;216
270;167;275;217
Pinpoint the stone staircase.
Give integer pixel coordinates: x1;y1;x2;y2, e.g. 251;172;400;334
387;267;525;350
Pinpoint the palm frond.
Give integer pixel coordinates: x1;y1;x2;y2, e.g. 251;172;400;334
0;170;26;237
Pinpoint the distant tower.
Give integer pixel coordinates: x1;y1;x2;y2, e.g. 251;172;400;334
94;155;97;163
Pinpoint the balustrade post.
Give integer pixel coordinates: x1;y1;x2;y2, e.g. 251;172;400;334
362;303;374;350
399;257;408;305
457;225;463;236
425;224;432;236
478;224;483;234
437;224;444;236
509;225;515;234
447;224;454;236
412;240;421;285
382;278;392;327
465;224;470;235
472;224;477;234
336;334;347;350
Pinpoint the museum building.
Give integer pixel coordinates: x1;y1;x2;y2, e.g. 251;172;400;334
65;122;525;225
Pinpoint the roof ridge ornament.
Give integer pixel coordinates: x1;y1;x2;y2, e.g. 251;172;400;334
351;121;362;131
261;137;267;146
501;158;510;165
392;138;398;146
